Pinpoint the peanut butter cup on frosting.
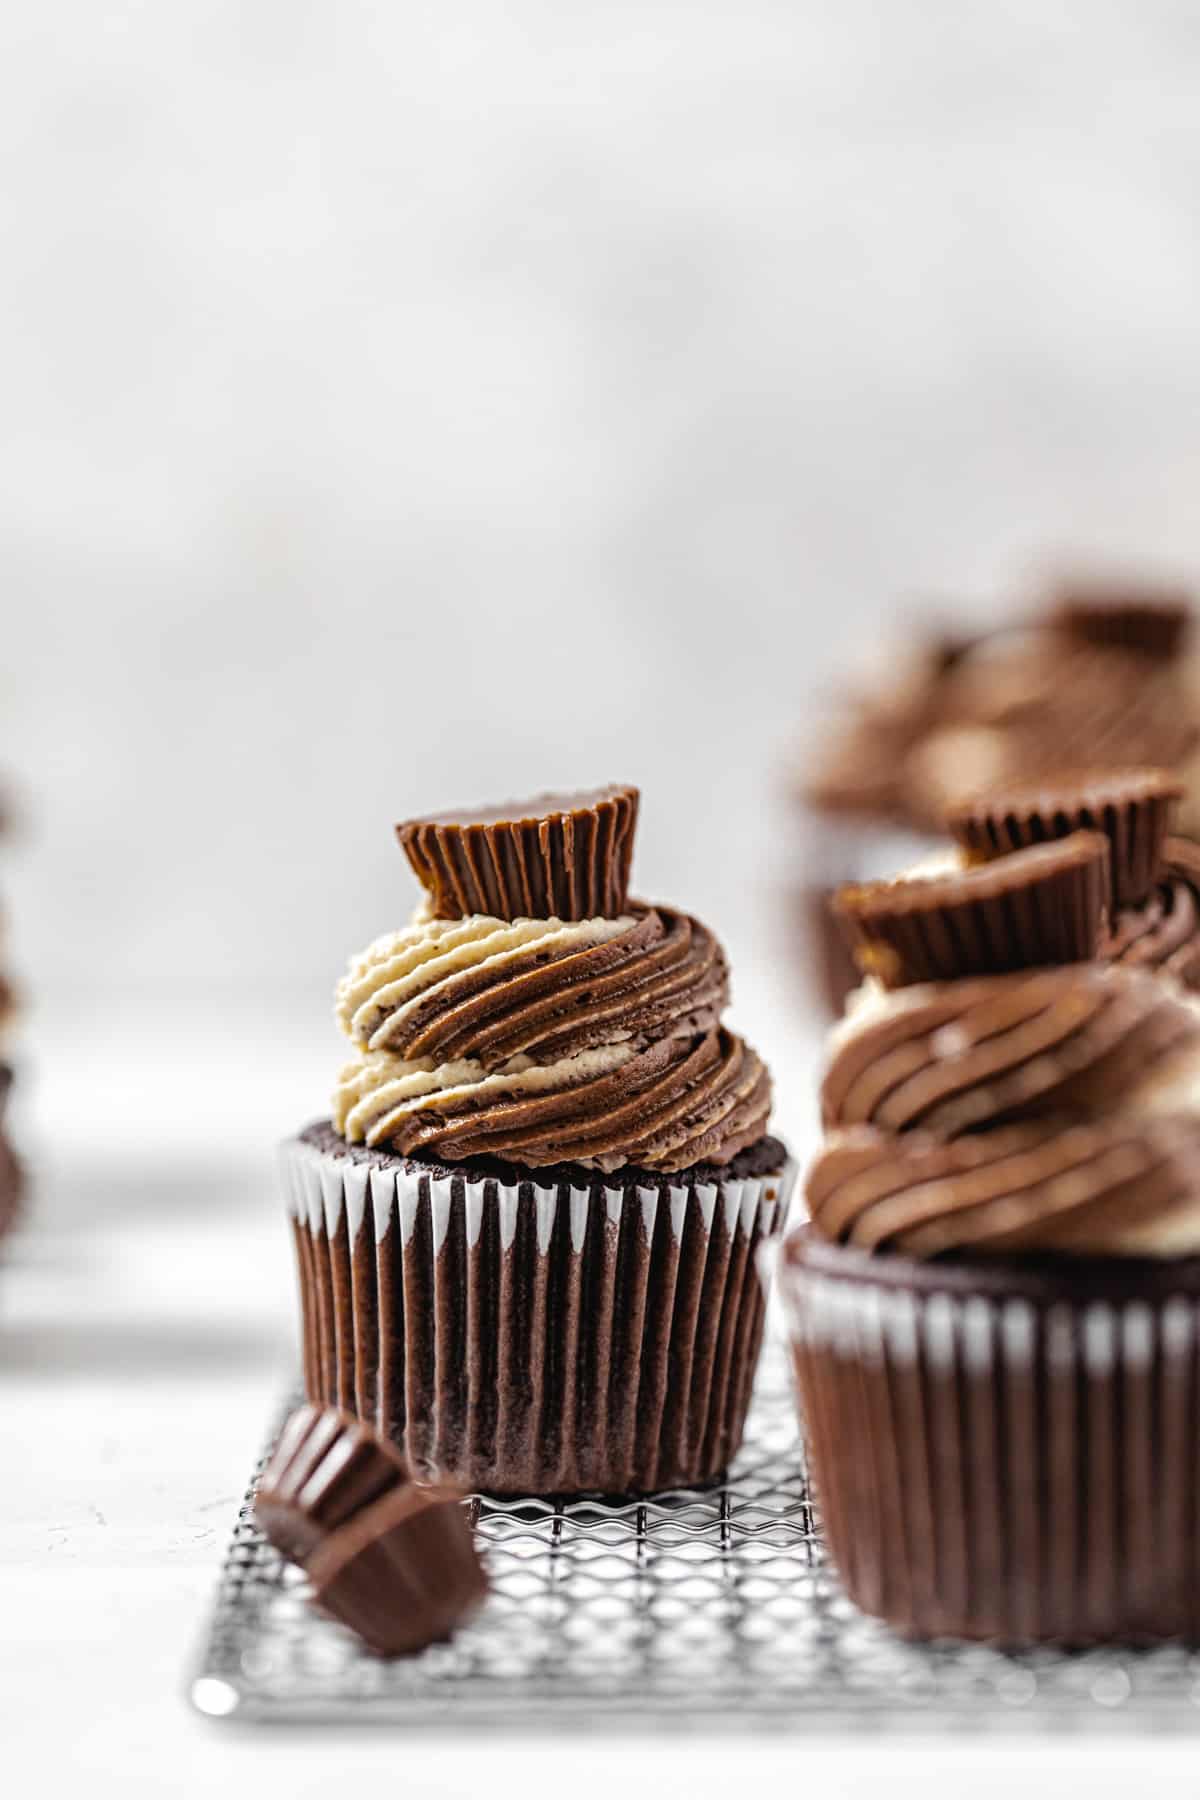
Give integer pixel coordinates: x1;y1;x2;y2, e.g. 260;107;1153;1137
1050;579;1193;659
782;784;1200;1647
947;767;1183;908
397;785;638;923
283;785;793;1496
831;830;1110;989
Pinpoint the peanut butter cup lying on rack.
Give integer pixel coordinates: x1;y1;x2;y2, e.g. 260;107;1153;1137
255;1404;487;1658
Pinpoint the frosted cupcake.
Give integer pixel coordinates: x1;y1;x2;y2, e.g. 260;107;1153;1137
783;772;1200;1643
792;580;1200;1015
282;786;794;1496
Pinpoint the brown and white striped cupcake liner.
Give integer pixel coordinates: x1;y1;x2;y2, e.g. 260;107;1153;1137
781;1228;1200;1645
282;1136;796;1497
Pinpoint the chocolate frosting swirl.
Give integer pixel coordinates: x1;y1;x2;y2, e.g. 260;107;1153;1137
809;1116;1200;1257
333;906;770;1173
823;963;1200;1138
810;962;1200;1256
338;905;727;1065
1104;837;1200;990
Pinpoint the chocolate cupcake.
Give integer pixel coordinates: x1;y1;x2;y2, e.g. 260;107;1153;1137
792;578;1200;1014
781;802;1200;1644
283;787;794;1496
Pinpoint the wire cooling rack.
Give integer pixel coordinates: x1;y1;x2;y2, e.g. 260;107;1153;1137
190;1339;1200;1730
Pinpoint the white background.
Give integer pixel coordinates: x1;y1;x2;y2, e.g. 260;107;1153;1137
6;2;1200;1790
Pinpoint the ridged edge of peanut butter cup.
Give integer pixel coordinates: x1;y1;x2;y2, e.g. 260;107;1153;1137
830;830;1110;988
254;1404;409;1566
947;768;1182;907
307;1483;489;1658
397;784;639;921
1049;583;1193;659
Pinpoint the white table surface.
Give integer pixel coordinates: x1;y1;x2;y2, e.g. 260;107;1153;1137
3;1003;1198;1795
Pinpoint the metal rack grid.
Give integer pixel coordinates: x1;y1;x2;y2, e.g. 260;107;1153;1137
190;1341;1200;1729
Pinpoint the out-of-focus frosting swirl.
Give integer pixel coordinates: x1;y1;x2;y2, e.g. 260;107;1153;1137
823;964;1200;1137
811;963;1200;1255
333;907;771;1172
809;1116;1200;1257
1105;838;1200;990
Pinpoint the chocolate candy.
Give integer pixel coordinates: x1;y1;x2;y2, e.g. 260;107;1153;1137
1049;582;1192;658
397;785;639;922
307;1483;489;1658
255;1405;487;1658
947;768;1182;908
831;831;1109;988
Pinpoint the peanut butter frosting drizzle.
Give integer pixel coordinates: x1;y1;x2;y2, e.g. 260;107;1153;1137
333;908;770;1173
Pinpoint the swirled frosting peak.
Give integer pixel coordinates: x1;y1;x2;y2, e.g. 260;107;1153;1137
331;855;772;1173
809;958;1200;1258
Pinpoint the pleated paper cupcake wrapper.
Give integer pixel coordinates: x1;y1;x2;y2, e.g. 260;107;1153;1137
282;1139;797;1497
781;1231;1200;1646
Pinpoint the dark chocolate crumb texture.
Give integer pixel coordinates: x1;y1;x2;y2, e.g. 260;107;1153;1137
284;786;794;1495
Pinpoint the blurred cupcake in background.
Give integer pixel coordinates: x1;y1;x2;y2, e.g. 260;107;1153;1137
281;785;794;1497
782;769;1200;1645
790;571;1200;1015
0;786;23;1246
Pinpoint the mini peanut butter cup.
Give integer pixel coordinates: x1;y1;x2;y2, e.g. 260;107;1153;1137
947;768;1182;908
255;1404;488;1657
397;784;639;922
307;1483;488;1658
254;1404;408;1565
1050;583;1192;659
831;830;1110;988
